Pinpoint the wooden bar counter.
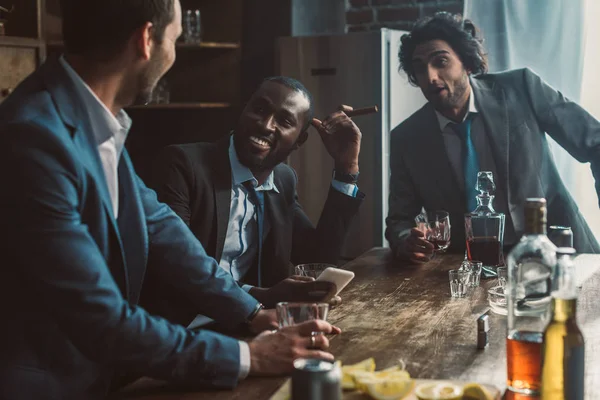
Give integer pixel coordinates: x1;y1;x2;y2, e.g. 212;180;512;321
117;248;600;399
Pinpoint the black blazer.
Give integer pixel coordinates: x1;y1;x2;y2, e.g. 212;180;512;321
142;136;363;320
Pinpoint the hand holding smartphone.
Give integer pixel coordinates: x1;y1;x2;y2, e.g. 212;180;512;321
316;267;355;295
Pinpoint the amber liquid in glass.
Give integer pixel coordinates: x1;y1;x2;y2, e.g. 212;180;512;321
466;237;502;266
506;331;543;395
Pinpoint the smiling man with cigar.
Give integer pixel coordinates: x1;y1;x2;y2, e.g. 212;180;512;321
143;76;365;327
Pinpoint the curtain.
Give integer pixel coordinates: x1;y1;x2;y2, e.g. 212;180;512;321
465;0;600;240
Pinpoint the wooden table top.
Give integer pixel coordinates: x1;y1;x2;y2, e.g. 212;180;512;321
117;248;600;399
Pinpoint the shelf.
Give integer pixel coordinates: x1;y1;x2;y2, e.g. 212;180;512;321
46;40;65;47
44;40;239;50
0;36;43;48
176;41;240;49
126;102;232;110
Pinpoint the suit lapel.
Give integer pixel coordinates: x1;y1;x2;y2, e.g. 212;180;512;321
43;60;117;221
43;58;130;298
418;104;465;208
213;138;233;262
117;151;148;303
471;77;511;211
262;183;287;286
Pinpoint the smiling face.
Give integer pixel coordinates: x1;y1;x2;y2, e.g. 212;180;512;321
234;81;311;172
411;39;471;117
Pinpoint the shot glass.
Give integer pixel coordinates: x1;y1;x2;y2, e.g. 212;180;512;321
496;266;508;288
449;269;469;298
294;263;336;279
461;260;483;287
276;302;329;328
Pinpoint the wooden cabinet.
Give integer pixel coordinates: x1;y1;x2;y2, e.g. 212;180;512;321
0;0;243;180
0;0;45;103
126;0;244;181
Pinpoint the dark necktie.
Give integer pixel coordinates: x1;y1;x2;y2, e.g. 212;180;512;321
243;181;265;287
452;114;479;212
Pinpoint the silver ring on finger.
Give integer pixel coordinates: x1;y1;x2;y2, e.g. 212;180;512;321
310;335;316;348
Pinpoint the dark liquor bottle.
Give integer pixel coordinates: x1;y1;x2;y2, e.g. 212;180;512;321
506;198;557;397
464;171;505;276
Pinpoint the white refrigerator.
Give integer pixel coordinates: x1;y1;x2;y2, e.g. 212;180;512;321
277;29;426;259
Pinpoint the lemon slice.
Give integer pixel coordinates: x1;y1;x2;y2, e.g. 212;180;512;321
415;382;463;400
365;379;415;400
341;357;376;389
462;383;493;400
353;370;411;392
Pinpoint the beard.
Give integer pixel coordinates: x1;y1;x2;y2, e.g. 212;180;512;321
132;51;168;105
431;71;470;114
233;131;294;173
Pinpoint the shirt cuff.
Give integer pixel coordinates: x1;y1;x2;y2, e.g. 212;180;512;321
238;340;251;380
331;179;358;197
241;284;254;293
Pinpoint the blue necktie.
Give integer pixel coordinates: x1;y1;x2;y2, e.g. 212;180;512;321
244;181;265;287
452;114;479;212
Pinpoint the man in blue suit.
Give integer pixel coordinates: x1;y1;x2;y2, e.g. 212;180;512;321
0;0;339;398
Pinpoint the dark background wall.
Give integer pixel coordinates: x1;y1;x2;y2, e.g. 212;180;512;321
346;0;465;32
242;0;464;100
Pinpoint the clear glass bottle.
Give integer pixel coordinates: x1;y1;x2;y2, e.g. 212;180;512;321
541;247;584;400
506;198;557;396
464;171;506;275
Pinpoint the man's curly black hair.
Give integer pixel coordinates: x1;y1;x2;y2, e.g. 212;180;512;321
399;12;489;86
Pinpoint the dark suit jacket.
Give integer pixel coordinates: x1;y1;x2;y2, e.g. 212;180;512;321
142;137;362;318
386;68;600;255
0;58;260;399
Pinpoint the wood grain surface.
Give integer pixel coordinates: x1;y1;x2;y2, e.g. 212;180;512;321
116;249;600;399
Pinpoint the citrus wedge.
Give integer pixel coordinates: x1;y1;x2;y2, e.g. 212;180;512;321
365;379;415;400
415;382;463;400
352;370;411;392
341;357;376;389
462;383;493;400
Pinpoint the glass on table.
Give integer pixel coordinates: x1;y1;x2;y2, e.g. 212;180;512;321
294;263;336;279
496;266;508;288
415;210;451;253
460;260;483;287
276;302;329;328
448;269;469;298
548;226;573;248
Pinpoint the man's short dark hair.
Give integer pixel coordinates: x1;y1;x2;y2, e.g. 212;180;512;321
60;0;175;60
399;12;488;86
262;76;315;132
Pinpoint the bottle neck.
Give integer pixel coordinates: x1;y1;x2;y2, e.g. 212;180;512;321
551;297;577;322
524;207;547;235
475;193;495;212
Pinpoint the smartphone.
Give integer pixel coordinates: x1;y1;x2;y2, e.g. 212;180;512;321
316;267;355;295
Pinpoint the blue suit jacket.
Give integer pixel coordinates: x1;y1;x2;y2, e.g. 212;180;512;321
0;58;259;399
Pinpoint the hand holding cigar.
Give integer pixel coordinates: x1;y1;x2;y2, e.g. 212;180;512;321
345;105;379;118
310;104;365;175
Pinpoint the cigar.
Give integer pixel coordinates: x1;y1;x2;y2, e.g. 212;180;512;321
345;105;378;117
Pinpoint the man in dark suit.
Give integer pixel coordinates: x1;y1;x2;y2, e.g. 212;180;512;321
0;1;340;398
146;76;364;319
386;12;600;263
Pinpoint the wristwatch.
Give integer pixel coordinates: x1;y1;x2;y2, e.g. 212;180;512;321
333;169;359;184
245;302;264;325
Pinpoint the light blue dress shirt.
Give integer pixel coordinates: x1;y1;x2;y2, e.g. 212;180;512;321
221;136;358;287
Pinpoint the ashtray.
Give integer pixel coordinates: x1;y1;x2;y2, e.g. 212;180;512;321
487;285;507;315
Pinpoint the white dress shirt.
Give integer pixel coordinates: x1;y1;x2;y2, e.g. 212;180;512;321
59;57;251;380
59;56;131;218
